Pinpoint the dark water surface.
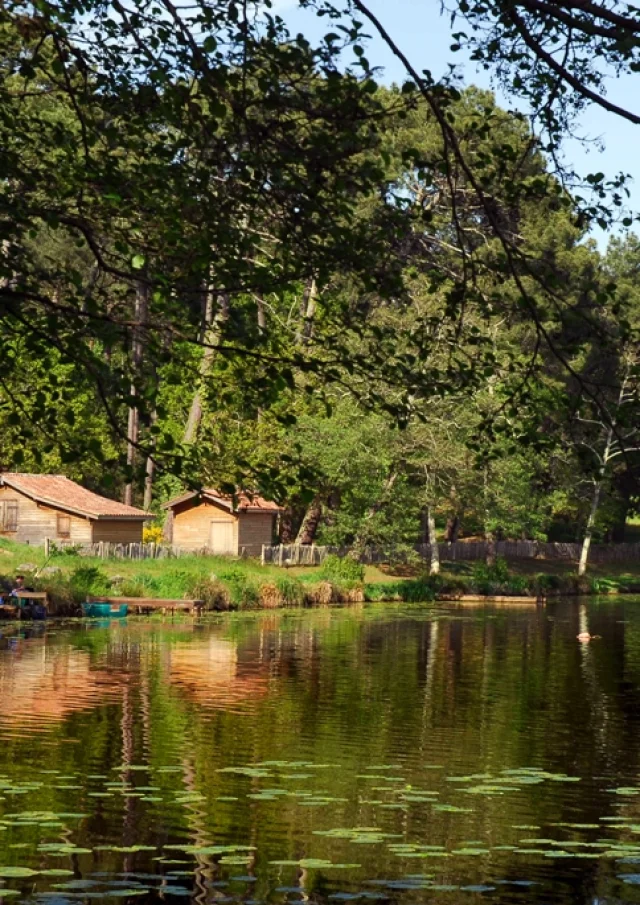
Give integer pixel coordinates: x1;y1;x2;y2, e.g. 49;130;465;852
1;600;640;904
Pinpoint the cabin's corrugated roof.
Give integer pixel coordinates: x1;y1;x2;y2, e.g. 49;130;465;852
0;474;149;520
164;488;282;513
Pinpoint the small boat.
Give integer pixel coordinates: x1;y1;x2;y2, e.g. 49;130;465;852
82;601;128;618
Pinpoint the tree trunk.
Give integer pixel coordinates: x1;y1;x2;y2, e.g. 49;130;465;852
427;506;440;575
296;278;318;345
295;497;323;544
444;514;460;543
182;288;229;445
143;426;156;512
483;464;496;565
124;280;148;506
351;469;398;556
578;377;623;574
578;478;603;576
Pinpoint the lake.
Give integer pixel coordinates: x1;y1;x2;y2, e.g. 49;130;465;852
0;599;639;904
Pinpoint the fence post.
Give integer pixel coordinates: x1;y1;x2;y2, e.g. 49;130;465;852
261;545;266;566
44;537;50;558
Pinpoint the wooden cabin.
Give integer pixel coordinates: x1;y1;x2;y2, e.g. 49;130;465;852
164;489;281;556
0;473;149;545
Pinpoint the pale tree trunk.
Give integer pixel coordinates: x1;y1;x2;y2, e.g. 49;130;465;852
255;293;267;331
124;281;148;506
578;425;613;576
577;364;629;575
143;411;156;512
183;288;229;445
427;506;440;575
483;464;496;566
296;278;318;345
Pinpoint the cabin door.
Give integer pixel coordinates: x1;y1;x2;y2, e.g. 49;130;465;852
209;520;235;555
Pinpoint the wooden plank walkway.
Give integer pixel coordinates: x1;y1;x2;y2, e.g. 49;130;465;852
87;596;205;615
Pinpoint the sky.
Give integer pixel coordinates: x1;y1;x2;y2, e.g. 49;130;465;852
271;0;639;248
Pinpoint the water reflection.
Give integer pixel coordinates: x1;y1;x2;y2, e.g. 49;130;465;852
0;602;637;905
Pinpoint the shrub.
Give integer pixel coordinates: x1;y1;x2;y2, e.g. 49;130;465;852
318;554;364;584
191;577;230;610
143;525;164;544
397;578;436;602
258;582;281;608
306;581;336;606
363;579;435;603
276;576;306;607
224;573;260;608
69;565;110;599
117;580;146;598
472;556;510;585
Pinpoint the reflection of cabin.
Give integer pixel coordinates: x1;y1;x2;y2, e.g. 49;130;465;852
0;473;149;545
163;489;281;556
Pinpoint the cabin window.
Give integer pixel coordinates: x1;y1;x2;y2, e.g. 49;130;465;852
0;501;18;532
57;515;71;539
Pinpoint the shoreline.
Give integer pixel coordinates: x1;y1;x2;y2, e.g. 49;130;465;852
4;585;640;622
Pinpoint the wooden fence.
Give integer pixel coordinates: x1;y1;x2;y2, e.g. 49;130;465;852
45;540;195;560
45;537;640;565
261;540;640;567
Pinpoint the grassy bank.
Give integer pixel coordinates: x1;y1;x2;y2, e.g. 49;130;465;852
1;542;640;614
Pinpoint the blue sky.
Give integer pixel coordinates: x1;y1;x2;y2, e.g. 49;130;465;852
272;0;639;247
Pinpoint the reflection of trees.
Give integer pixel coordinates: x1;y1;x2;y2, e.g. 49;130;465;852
2;606;640;904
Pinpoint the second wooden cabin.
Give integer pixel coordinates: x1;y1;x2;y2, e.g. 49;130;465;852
163;489;281;556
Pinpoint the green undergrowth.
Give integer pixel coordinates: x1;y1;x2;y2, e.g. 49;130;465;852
0;541;638;615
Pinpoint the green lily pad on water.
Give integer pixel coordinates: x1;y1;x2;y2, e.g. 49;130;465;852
95;845;156;853
0;867;38;878
451;848;490;856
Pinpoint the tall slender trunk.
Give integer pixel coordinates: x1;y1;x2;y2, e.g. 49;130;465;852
183;288;228;445
124;281;148;506
143;411;157;512
296;278;317;345
444;514;460;543
578;424;613;576
427;506;440;575
483;464;496;566
578;367;628;576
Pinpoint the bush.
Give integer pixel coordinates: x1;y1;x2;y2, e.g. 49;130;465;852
318;554;364;584
397;578;436;602
276;576;306;607
471;556;510;585
117;580;146;598
143;525;164;544
363;579;436;603
224;573;260;608
306;581;336;606
69;565;110;599
191;577;230;610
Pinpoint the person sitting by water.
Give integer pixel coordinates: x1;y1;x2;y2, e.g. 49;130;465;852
10;575;25;597
10;575;34;597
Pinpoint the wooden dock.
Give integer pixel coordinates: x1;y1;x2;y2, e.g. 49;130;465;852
86;596;205;615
